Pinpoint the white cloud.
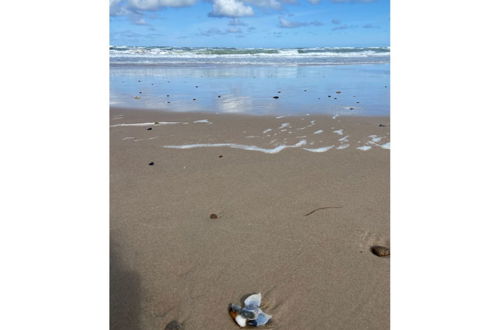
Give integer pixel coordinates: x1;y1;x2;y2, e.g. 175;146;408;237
244;0;281;10
209;0;254;17
279;17;322;28
110;0;197;15
128;0;197;10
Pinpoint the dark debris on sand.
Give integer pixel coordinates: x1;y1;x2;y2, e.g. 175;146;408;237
210;213;219;219
148;162;155;166
165;320;184;330
371;246;390;257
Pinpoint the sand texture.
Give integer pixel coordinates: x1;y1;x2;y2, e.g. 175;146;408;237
110;108;390;330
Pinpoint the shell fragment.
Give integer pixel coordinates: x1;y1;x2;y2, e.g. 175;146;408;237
229;293;272;327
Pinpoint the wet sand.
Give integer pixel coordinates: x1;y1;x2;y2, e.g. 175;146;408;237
110;107;389;329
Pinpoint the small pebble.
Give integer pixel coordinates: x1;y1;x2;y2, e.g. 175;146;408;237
218;155;223;158
371;246;390;257
328;95;331;98
193;98;197;101
148;162;155;166
210;213;218;219
218;95;221;98
336;91;341;94
146;127;152;131
378;124;386;127
165;320;183;330
273;96;279;99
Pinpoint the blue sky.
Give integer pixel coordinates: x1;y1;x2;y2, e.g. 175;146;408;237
110;0;389;47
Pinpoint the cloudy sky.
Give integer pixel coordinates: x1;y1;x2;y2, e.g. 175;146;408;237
110;0;389;47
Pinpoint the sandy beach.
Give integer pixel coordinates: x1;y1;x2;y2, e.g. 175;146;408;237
110;107;389;329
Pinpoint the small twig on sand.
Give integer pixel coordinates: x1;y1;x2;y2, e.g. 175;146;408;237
304;206;342;216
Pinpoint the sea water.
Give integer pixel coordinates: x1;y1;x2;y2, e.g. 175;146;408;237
110;47;389;116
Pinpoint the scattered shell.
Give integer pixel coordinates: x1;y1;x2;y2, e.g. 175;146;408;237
371;246;390;257
229;293;272;328
210;213;218;219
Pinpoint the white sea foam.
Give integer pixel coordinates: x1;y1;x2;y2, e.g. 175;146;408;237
333;129;344;135
122;137;135;140
313;130;324;135
263;128;272;134
162;140;307;154
193;119;212;124
357;145;372;151
111;121;185;127
303;146;335;152
339;135;349;142
337;144;350;150
368;135;383;143
380;142;390;149
278;122;290;129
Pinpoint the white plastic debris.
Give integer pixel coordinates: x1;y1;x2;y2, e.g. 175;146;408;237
229;293;272;327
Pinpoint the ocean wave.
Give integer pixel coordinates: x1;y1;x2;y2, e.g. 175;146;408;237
109;46;390;65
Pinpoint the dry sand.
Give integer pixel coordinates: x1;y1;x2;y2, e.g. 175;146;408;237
110;107;390;330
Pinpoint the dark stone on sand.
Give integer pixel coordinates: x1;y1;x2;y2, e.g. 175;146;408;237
193;98;197;101
166;94;170;97
165;320;184;330
148;162;154;166
334;97;337;100
277;91;281;93
138;80;141;82
336;91;341;94
378;124;386;127
371;246;390;257
218;155;223;158
195;85;199;88
349;107;355;110
146;127;152;131
356;101;360;104
328;95;331;98
304;89;307;92
210;213;218;219
139;91;142;94
154;121;159;124
167;101;171;103
273;96;279;99
218;95;221;98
